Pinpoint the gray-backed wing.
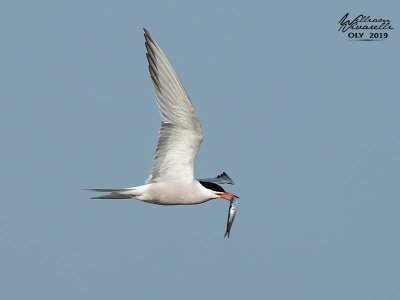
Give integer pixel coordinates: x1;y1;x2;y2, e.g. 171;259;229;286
144;28;203;184
197;172;235;185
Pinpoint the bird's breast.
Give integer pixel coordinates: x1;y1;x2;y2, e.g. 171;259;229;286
139;182;211;205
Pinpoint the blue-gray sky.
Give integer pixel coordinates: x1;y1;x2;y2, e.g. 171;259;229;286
1;1;399;299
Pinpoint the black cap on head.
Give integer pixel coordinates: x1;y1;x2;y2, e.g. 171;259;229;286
199;181;225;193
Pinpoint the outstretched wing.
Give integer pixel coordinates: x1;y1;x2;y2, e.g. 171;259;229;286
144;28;203;183
197;171;235;185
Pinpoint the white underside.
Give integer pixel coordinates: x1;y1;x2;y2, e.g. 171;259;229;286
121;181;216;205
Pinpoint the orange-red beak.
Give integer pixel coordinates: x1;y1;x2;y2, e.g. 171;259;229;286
218;192;235;201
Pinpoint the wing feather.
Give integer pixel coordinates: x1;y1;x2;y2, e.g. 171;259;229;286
143;28;203;183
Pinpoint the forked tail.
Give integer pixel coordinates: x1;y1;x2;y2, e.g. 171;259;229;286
85;187;142;199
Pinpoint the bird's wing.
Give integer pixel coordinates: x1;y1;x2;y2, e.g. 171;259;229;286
144;28;203;184
197;172;235;185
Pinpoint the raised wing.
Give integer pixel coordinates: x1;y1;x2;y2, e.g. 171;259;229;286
198;172;235;185
144;28;203;183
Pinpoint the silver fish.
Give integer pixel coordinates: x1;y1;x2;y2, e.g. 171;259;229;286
224;195;240;238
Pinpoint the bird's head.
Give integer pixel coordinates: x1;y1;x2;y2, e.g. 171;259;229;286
199;181;239;201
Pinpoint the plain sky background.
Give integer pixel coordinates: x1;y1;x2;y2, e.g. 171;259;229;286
1;1;399;299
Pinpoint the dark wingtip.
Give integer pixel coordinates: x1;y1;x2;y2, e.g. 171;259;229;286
219;171;235;185
143;28;150;40
143;28;157;49
143;28;152;40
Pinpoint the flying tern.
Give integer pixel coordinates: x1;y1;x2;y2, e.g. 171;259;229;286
87;28;239;210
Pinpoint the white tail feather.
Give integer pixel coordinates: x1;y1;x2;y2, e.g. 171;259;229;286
85;187;142;200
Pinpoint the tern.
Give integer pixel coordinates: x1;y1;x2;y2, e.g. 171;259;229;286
87;28;238;205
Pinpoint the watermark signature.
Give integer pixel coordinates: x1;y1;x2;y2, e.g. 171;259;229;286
338;13;394;41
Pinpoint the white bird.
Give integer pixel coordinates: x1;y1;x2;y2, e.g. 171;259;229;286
87;28;238;205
